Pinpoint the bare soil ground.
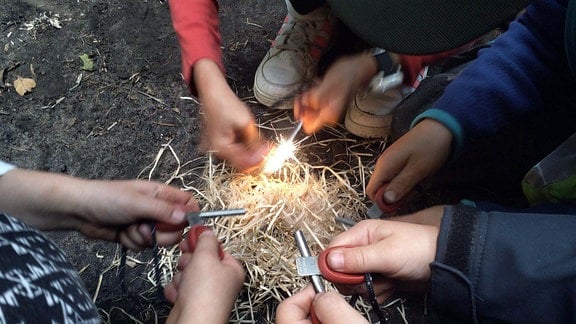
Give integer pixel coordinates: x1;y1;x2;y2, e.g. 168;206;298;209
1;0;285;322
0;0;464;323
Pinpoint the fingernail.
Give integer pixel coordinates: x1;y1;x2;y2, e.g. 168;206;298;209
171;209;186;222
328;251;344;270
384;190;396;204
199;228;215;237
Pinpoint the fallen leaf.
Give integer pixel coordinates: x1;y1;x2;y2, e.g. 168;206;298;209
79;54;94;71
13;76;36;96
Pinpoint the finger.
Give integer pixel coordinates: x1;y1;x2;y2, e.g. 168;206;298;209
333;282;366;297
318;106;339;128
79;224;118;242
366;148;407;201
294;94;303;120
190;229;221;259
313;291;368;324
335;278;396;302
154;230;185;247
153;184;200;209
239;119;259;145
220;252;243;271
177;253;193;270
276;285;316;324
164;272;183;304
326;244;396;275
296;80;321;123
382;162;426;205
298;92;320;134
118;230;143;251
122;185;191;227
328;220;378;248
179;238;190;253
123;224;149;249
144;222;188;246
225;141;269;173
306;116;324;134
163;281;178;304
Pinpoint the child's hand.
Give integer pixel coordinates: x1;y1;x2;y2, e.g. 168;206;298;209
74;179;198;250
367;119;452;205
326;216;440;302
165;229;245;324
0;169;197;250
194;59;270;173
294;53;378;134
200;93;270;172
276;285;368;324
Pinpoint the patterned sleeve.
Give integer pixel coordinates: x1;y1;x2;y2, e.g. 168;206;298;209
0;214;100;323
0;161;15;176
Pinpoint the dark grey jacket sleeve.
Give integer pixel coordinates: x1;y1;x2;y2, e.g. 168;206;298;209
430;204;576;323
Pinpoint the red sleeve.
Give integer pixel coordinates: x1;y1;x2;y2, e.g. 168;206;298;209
169;0;224;94
399;44;472;86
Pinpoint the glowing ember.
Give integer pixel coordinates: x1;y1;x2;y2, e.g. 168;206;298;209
263;139;297;173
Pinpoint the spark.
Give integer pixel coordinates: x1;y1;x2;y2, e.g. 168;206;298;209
263;121;303;174
263;138;298;173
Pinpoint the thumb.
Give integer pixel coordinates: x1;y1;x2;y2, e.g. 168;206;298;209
191;229;221;259
313;291;368;324
326;245;391;275
383;172;420;205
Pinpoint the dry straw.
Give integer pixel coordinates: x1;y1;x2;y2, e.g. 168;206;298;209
144;112;390;322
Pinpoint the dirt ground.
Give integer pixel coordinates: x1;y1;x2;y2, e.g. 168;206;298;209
1;0;285;322
0;0;457;323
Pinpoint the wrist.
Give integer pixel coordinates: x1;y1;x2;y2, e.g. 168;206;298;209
0;169;84;230
193;59;241;113
194;59;231;99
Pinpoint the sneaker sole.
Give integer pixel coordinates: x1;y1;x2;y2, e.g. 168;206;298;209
344;100;394;139
253;80;294;109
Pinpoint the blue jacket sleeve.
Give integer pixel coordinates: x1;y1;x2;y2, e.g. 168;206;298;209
430;204;576;323
413;0;570;152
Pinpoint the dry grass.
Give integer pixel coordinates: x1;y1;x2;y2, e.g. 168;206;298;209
139;111;395;322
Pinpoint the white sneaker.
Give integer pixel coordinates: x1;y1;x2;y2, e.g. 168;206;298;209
254;0;335;108
344;70;406;139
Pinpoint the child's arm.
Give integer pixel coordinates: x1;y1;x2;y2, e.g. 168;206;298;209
0;167;194;250
194;59;269;172
169;0;268;172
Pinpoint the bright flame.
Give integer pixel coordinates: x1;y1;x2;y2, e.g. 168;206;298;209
263;139;297;173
